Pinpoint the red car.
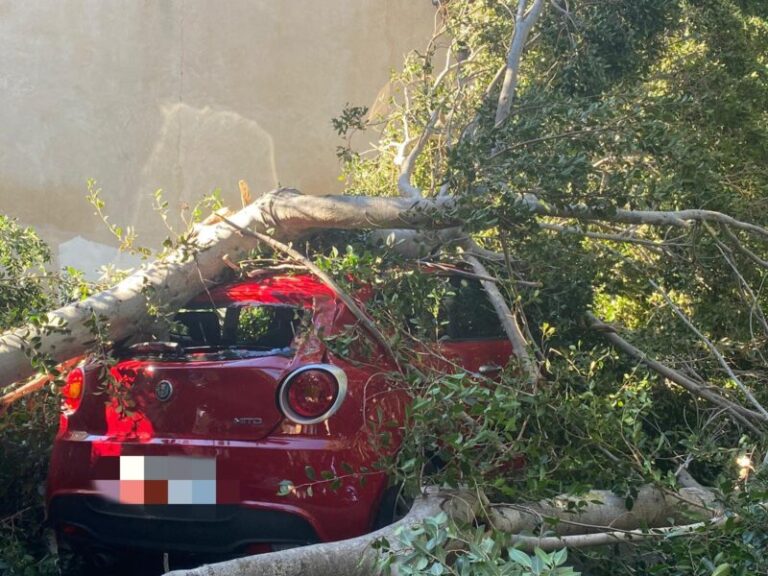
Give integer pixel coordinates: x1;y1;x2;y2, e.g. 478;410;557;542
46;271;511;563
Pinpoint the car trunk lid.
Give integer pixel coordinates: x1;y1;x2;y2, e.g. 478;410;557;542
99;354;292;441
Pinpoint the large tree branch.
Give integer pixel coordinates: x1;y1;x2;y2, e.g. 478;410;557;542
398;108;441;198
4;186;767;390
167;484;719;575
166;490;450;576
521;196;768;240
489;484;718;536
494;0;547;127
509;514;727;552
0;190;457;388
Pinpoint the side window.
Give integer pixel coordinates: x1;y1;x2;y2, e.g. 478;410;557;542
443;277;505;340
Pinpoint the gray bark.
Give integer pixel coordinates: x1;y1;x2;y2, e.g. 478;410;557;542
494;0;546;126
166;491;449;576
2;186;764;391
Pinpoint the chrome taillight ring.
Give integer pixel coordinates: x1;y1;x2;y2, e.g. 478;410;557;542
278;364;348;425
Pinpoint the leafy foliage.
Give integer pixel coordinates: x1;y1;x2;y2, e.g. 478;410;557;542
0;218;78;575
1;1;767;574
376;512;579;576
325;0;768;573
0;216;54;329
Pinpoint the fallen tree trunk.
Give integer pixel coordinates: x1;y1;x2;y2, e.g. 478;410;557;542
487;484;718;536
166;491;450;576
3;187;763;390
166;485;720;576
0;190;456;388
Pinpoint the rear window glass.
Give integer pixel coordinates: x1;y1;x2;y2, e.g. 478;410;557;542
170;304;306;350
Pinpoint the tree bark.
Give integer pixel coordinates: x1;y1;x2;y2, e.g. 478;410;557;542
487;485;718;536
495;0;547;126
466;255;539;386
587;313;768;431
166;491;450;576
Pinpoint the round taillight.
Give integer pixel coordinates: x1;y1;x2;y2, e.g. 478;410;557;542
61;367;84;413
278;365;347;425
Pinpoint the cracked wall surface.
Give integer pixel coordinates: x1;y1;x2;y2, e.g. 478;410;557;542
0;0;435;276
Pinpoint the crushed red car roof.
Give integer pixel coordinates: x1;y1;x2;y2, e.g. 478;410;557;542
189;274;336;306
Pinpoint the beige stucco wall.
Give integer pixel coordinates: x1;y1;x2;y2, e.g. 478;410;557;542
0;1;435;275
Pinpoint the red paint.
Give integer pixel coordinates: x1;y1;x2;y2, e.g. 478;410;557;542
47;274;513;552
189;276;335;306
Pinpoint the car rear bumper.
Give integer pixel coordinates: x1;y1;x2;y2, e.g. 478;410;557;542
49;495;319;554
47;433;389;545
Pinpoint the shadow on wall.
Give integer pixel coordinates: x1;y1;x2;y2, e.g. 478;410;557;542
55;103;281;279
131;102;280;237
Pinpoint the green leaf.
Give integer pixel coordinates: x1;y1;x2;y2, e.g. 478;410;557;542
508;548;533;568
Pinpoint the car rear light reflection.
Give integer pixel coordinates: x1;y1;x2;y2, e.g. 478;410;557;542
278;365;347;425
61;368;84;414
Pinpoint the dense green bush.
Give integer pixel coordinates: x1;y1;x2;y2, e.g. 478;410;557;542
0;216;87;575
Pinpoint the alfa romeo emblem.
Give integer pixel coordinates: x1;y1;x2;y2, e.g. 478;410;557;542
155;380;174;402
